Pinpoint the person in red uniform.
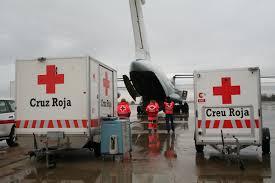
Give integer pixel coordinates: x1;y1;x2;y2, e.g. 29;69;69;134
117;98;131;119
164;97;175;134
146;100;159;132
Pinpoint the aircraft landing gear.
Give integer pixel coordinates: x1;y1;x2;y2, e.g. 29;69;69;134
137;105;142;114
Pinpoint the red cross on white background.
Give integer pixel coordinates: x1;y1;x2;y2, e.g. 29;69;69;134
213;77;240;104
38;65;64;94
103;72;110;96
120;105;126;111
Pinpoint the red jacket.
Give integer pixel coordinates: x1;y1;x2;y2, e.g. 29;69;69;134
164;101;175;114
117;101;131;118
146;102;159;121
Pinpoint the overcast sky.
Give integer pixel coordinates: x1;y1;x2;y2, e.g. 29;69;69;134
0;0;275;96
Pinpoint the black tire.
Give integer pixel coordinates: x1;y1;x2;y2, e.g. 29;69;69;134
262;128;270;155
137;106;142;114
93;142;101;157
6;126;16;147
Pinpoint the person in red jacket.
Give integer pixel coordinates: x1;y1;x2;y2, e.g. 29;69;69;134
146;100;159;132
117;98;131;119
164;97;175;133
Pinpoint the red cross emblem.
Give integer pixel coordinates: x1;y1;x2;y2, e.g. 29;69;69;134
149;105;156;111
213;77;240;104
103;72;110;96
120;105;126;111
167;104;172;109
38;65;64;94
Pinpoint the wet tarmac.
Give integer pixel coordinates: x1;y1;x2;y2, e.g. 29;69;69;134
0;102;274;183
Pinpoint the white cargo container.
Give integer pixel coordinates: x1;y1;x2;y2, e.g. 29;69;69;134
194;67;270;155
15;57;117;155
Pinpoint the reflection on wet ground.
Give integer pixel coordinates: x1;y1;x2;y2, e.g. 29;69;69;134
196;153;271;182
0;102;275;182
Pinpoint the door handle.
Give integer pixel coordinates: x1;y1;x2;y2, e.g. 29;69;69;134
8;116;14;119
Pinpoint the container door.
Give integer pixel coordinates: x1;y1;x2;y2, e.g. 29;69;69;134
90;61;99;128
99;65;114;117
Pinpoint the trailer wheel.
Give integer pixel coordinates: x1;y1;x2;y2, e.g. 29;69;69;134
93;142;101;157
6;126;16;147
262;128;270;155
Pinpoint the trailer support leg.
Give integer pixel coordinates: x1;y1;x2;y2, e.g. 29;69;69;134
33;133;38;150
221;130;225;155
45;138;56;168
233;136;245;170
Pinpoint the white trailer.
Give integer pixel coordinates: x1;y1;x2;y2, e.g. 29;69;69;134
15;57;117;162
194;67;270;157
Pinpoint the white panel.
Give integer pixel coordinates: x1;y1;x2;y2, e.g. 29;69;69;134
16;57;89;121
194;68;260;119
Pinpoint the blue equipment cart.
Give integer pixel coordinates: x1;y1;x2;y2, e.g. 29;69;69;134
101;117;132;157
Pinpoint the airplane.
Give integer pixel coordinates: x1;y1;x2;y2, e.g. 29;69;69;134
123;0;188;115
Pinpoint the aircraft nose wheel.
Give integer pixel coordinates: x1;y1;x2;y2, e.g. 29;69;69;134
137;106;142;114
